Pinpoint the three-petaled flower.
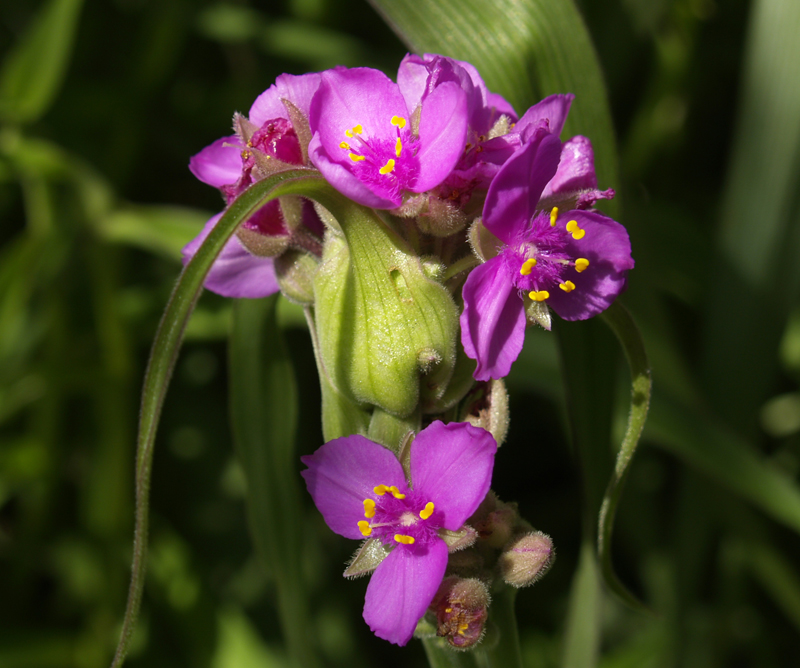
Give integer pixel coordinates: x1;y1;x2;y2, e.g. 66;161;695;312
301;421;496;645
308;66;469;209
460;124;634;381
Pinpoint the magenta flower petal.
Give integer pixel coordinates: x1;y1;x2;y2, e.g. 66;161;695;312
541;135;597;199
414;81;469;192
460;258;527;381
189;136;243;188
409;421;496;531
300;434;407;540
515;93;574;139
545;210;634;320
181;213;280;299
249;72;322;126
483;127;562;244
363;538;449;645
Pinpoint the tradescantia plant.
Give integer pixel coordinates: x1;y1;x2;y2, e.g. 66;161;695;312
112;29;648;668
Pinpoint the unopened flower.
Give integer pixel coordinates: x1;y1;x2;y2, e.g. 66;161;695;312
430;576;490;649
301;421;496;645
308;66;468;209
183;72;322;298
460;124;634;381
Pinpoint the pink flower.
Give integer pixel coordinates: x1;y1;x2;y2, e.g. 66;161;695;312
301;421;496;645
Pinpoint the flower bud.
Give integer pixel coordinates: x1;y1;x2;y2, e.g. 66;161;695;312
343;538;390;579
313;206;458;417
498;531;555;588
274;250;318;304
431;577;490;649
458;378;510;446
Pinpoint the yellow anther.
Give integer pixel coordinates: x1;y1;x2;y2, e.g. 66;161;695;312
374;484;389;496
529;290;550;302
520;258;537;275
349;153;365;162
395;137;403;157
363;499;376;518
358;521;372;536
420;502;435;520
445;607;453;613
345;124;363;138
388;485;406;499
566;219;586;240
340;141;350;149
559;280;576;293
575;258;589;273
391;116;407;128
550;207;559;227
379;159;395;175
458;623;469;634
394;534;415;545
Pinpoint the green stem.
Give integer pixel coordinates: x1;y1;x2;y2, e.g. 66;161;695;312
443;254;480;283
484;588;524;668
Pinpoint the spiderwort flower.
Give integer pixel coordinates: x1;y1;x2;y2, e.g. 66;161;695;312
307;66;469;209
183;72;322;298
460;125;634;381
301;421;496;645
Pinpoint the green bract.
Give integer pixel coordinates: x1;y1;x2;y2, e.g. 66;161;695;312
313;201;458;418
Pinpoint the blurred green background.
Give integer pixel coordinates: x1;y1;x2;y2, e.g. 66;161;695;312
1;0;799;666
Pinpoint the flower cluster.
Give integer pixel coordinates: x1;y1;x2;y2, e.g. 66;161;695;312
186;53;633;647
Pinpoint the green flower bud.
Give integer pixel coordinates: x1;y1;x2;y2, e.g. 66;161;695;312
313;204;458;417
274;250;318;304
343;538;390;579
498;531;555;588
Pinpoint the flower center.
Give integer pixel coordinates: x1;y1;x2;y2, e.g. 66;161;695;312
338;116;420;200
357;485;437;547
503;207;591;303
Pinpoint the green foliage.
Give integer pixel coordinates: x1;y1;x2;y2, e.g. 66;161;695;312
1;0;799;667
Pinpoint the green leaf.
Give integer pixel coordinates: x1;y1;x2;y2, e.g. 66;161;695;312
99;205;211;261
110;170;341;668
229;296;320;668
561;541;602;668
0;0;85;124
700;0;800;431
597;303;652;613
367;0;619;215
646;393;800;537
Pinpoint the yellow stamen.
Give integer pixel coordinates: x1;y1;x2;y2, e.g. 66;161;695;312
458;623;469;634
395;137;403;157
445;607;453;613
550;207;559;227
420;502;435;520
379;159;395;175
566;219;586;240
349;153;365;162
345;124;363;138
575;258;589;273
358;521;372;536
363;499;376;518
529;290;550;302
559;280;576;293
388;485;406;499
391;116;407;128
520;258;537;275
394;534;415;545
339;141;350;149
374;484;389;496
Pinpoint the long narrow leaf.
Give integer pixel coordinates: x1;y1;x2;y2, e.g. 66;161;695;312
598;303;652;612
110;170;341;668
0;0;84;124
